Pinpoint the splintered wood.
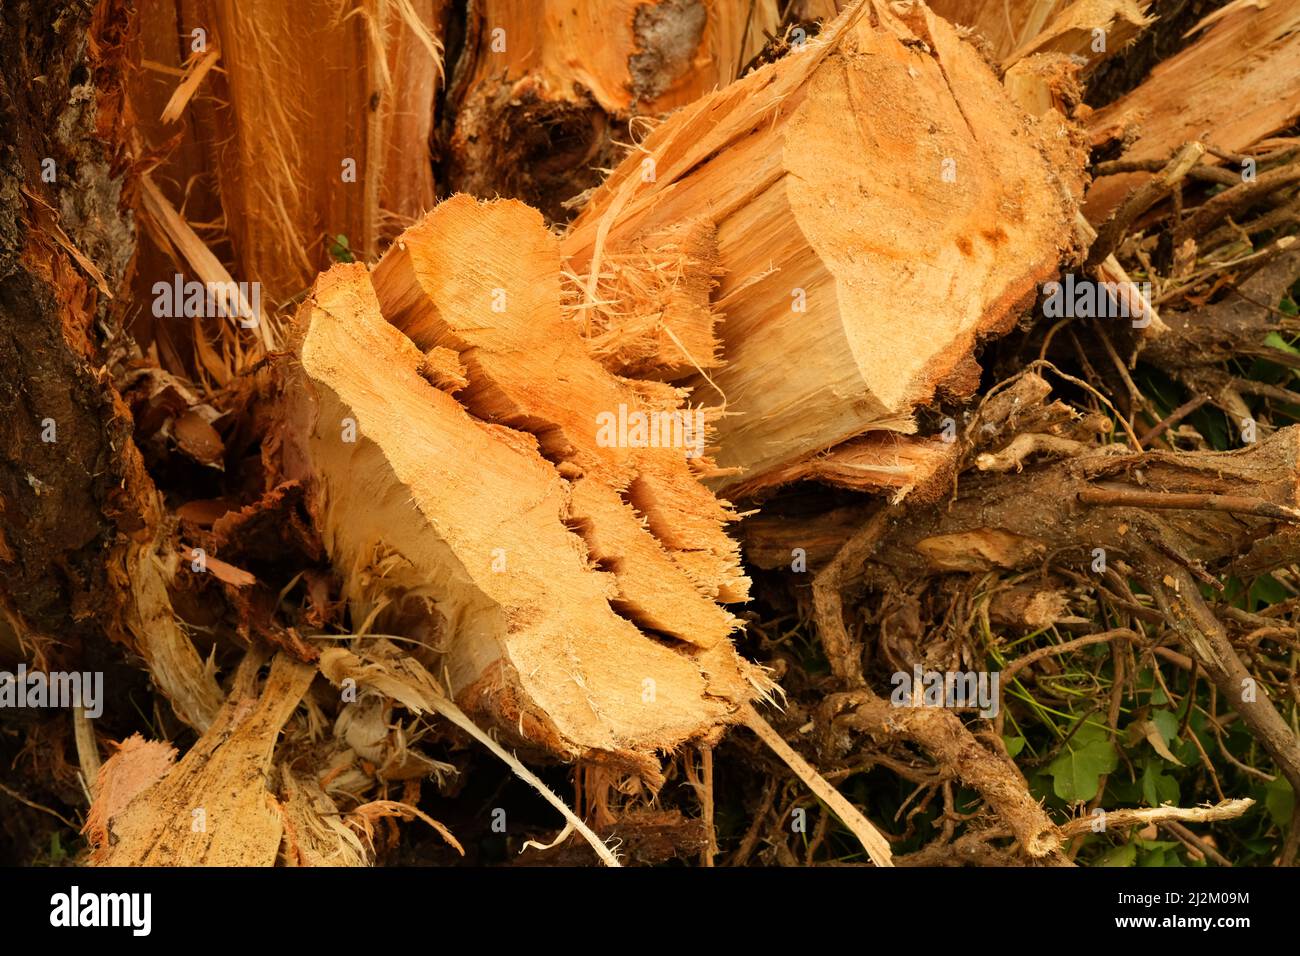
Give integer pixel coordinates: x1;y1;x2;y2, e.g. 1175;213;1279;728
286;198;764;774
87;653;315;865
1001;0;1151;67
36;0;1270;872
570;219;725;381
563;0;1081;494
260;0;1089;805
929;0;1152;67
153;0;446;302
372;196;748;607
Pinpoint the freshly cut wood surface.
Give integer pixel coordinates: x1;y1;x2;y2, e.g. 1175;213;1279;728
286;262;758;771
1085;0;1300;220
564;0;1080;493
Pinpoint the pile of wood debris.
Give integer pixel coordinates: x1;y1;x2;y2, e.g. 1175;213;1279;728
2;0;1298;867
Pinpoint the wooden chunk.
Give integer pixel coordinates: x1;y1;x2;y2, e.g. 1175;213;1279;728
725;433;960;502
1003;0;1153;68
563;1;1080;495
988;585;1072;630
741;502;875;571
82;735;177;850
1002;52;1083;120
567;476;738;647
931;0;1152;68
285;263;757;770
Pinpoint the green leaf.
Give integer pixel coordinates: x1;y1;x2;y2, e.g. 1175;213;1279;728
1136;668;1168;705
1003;735;1026;758
1250;573;1289;609
1150;709;1179;741
1141;759;1180;808
328;234;355;263
1264;331;1300;355
1095;842;1137;867
1145;710;1184;765
1265;777;1295;829
1134;838;1180;851
1047;723;1118;803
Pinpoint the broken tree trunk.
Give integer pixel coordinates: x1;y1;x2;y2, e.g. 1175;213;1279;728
140;0;447;305
285;247;762;778
8;0;1297;871
563;0;1081;496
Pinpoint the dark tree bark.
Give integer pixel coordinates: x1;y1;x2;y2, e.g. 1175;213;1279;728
0;0;144;652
